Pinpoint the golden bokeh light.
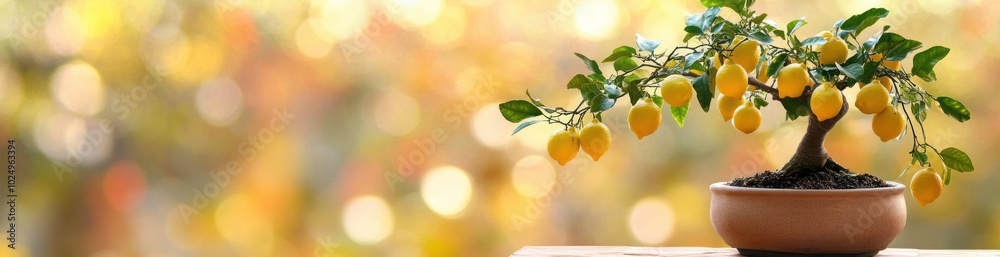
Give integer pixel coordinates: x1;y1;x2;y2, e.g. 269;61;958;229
472;102;515;148
373;91;421;136
420;4;467;47
343;195;395;245
574;0;625;41
296;20;335;58
44;6;87;56
51;60;105;116
195;78;244;127
421;166;474;218
312;0;371;42
510;155;557;197
390;0;444;29
628;197;676;245
215;193;277;254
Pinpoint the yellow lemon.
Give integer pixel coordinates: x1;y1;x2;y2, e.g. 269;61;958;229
717;95;743;122
819;37;849;65
732;101;762;134
729;36;761;72
661;75;693;107
810;82;843;122
855;80;890;114
872;53;901;71
872;104;905;142
579;119;611;161
548;127;580;166
883;60;901;70
717;59;748;98
754;59;770;81
810;31;837;51
910;167;943;207
628;97;662;140
817;30;836;40
877;76;892;91
777;63;811;98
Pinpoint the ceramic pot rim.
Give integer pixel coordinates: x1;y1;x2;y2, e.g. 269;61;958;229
710;181;905;196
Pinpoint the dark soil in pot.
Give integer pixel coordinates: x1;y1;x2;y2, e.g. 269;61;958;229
729;168;889;189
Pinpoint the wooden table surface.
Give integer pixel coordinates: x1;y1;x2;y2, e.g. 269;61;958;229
511;246;1000;256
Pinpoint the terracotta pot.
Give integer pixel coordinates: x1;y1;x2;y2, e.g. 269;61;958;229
709;181;906;256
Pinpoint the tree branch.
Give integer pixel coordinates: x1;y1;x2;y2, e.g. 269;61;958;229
748;77;777;97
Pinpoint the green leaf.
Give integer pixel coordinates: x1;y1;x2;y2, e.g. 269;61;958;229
944;168;952;185
885;39;922;61
873;32;906;54
683;33;698;43
588;74;606;83
700;0;750;16
835;63;863;80
936;96;971;122
911;151;928;166
778;97;810;120
747;30;773;45
911;46;950;82
575;53;602;76
566;74;589;89
751;13;767;24
753;95;769;109
499;100;543;123
624;73;642;83
684;51;705;69
912;101;927;123
939;147;974;172
525;90;545;107
627;80;644;105
603;83;621;98
684;26;703;35
651;94;663;108
858;61;879;84
511;120;542;135
670;103;690;128
602;46;637;63
840;8;889;35
692;74;713;112
765;53;787;78
862;33;880;50
786;18;806;35
635;33;660;52
799;36;826;47
613;56;638;72
772;29;786;40
589;94;616;112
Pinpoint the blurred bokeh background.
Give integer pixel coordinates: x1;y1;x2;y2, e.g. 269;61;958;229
0;0;998;256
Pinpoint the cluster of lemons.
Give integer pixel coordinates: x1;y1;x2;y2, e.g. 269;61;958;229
543;32;945;206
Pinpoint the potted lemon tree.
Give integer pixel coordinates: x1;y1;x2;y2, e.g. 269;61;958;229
498;0;974;256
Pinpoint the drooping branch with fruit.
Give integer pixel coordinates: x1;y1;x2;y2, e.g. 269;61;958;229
498;0;974;206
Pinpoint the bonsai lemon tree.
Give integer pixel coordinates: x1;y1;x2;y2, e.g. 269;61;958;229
498;0;974;207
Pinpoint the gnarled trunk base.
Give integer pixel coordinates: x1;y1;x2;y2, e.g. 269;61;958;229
781;95;849;176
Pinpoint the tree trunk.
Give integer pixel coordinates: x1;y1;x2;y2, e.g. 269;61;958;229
781;93;849;175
